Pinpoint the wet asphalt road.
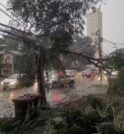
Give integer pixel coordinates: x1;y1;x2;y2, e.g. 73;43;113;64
0;73;108;117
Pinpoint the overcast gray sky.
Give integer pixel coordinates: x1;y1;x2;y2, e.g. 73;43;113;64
102;0;124;54
0;0;124;54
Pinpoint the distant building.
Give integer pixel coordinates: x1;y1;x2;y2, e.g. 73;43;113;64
0;44;7;55
87;8;103;58
87;8;102;41
0;44;21;76
1;52;14;76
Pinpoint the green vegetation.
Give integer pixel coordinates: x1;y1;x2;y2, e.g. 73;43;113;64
107;49;124;95
0;96;124;134
6;0;102;102
14;45;36;87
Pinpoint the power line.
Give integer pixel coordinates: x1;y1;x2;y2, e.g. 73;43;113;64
0;2;124;47
0;2;16;21
103;38;124;46
0;2;22;26
0;2;7;9
0;7;16;22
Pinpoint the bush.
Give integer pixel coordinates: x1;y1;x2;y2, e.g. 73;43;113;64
1;96;124;134
87;96;106;110
97;122;124;134
58;107;100;134
108;71;124;95
55;97;116;134
0;118;17;134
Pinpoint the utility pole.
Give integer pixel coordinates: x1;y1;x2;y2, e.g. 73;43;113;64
92;29;103;81
96;29;103;81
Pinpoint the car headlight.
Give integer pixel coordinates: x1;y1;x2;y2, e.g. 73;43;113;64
51;75;56;78
10;82;17;85
49;78;57;83
1;81;3;85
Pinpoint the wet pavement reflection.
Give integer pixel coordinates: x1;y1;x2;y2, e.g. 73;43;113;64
0;74;108;118
0;87;37;117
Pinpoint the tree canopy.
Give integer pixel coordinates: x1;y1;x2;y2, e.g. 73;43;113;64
7;0;102;37
4;0;103;102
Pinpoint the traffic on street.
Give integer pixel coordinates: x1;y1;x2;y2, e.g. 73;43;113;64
0;71;108;117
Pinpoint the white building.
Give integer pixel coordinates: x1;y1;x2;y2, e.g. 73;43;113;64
87;8;103;58
87;8;102;41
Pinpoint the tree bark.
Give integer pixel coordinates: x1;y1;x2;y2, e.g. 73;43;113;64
36;54;47;105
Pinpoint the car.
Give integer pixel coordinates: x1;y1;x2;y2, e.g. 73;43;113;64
34;70;75;89
1;74;22;90
49;70;75;88
81;68;97;78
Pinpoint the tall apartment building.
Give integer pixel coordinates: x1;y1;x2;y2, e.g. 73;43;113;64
87;8;103;80
87;8;103;58
87;8;102;41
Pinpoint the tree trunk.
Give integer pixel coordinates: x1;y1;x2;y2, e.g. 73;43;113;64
36;54;47;105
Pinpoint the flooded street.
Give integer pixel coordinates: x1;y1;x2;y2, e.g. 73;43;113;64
0;87;37;117
0;73;108;117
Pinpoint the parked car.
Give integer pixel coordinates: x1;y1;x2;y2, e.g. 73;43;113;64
1;74;23;90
